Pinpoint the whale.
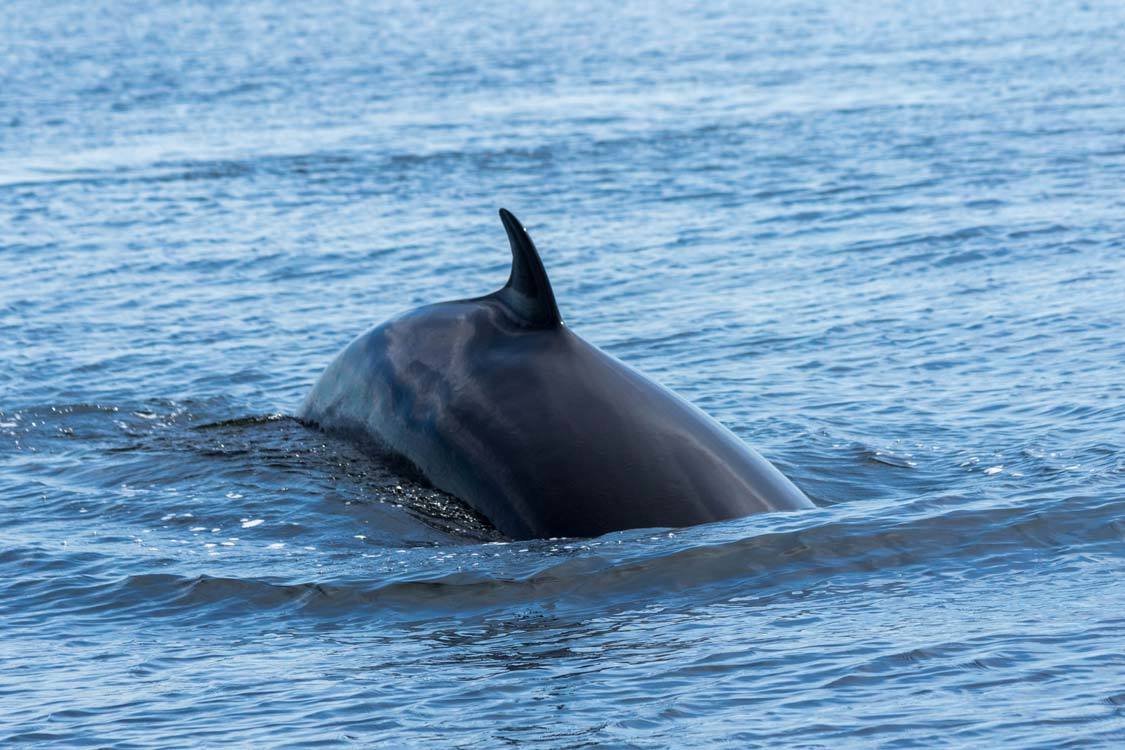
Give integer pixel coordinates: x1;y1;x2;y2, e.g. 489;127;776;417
298;209;813;539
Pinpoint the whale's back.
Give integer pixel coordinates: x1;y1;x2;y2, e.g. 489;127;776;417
301;297;812;539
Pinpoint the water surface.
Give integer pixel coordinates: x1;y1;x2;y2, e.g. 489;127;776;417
2;1;1125;747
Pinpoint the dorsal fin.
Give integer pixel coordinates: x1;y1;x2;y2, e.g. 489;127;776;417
495;208;562;328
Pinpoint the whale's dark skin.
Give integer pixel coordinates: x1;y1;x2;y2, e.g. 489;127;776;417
298;209;813;539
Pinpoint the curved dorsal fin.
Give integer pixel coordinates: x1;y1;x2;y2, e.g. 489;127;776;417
495;208;562;328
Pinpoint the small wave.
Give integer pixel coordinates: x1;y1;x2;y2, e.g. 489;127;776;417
6;491;1117;628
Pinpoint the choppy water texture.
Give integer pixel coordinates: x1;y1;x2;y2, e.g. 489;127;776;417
2;1;1125;747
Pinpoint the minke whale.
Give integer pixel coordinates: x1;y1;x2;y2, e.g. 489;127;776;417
299;209;813;539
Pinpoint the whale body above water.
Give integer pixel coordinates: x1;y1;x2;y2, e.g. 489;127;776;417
298;210;813;539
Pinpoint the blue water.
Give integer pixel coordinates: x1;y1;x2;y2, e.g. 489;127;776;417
3;1;1125;746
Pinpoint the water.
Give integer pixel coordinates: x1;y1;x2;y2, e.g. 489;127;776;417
2;0;1124;746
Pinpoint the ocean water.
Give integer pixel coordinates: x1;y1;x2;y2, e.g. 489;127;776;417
2;0;1124;746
